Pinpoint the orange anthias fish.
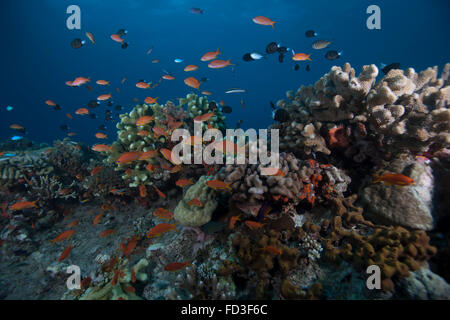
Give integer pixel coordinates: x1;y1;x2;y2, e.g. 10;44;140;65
162;74;175;80
144;97;159;104
139;185;147;198
160;148;179;165
201;90;212;95
51;230;76;244
153;186;166;199
58;245;72;262
229;215;241;229
9;201;37;211
139;150;158;160
136;81;151;89
10;124;25;131
96;80;110;85
193;112;214;122
67;220;80;228
153;126;167;138
92;144;112;152
146;164;158;172
91;166;103;176
86;32;95;44
93;212;103;227
72;77;90;86
373;173;415;186
164;261;192;272
205;180;232;191
111;34;124;43
136;115;155;126
138;130;151;137
261;246;282;255
201;48;221;61
147;223;176;238
66;113;73;119
252;16;277;28
121;237;139;257
99;229;116;237
187;198;203;207
153;208;174;220
175;178;193;187
95;132;108;139
184;65;199;72
292;53;312;61
45;100;57;106
117;151;142;164
245;220;264;230
208;59;234;69
75;108;89;115
184;77;200;89
97;93;112;101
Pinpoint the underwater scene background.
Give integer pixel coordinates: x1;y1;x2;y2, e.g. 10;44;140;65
0;0;449;301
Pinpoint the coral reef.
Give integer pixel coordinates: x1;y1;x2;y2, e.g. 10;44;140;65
174;175;218;227
47;139;89;179
25;175;77;208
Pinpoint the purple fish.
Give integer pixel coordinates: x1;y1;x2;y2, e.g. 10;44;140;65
190;7;203;14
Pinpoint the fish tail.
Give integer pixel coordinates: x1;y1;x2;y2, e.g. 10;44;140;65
227;59;235;66
216;47;221;55
271;22;276;29
373;174;381;183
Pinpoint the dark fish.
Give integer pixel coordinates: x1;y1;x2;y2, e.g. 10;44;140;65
116;29;127;37
273;109;290;122
88;100;99;109
325;50;342;60
98;125;107;131
60;125;69;131
242;53;254;62
306;65;311;71
381;63;401;75
105;115;113;121
277;46;288;53
294;64;300;71
114;105;123;111
199;77;209;84
107;101;113;107
305;30;317;38
53;105;62;111
266;42;278;54
278;53;284;63
208;102;218;111
190;7;203;14
71;38;85;49
221;106;232;114
89;113;97;119
270;101;276;110
121;42;128;49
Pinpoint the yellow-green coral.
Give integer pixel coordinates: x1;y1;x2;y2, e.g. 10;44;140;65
180;93;227;131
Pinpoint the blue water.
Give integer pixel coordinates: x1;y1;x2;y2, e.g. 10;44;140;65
1;0;449;146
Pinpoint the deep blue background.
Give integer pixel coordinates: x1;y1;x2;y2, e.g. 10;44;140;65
0;0;449;146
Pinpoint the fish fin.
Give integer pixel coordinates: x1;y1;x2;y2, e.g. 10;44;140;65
216;48;221;55
271;22;276;29
373;174;381;183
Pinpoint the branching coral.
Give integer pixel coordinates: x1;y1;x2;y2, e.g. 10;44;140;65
25;175;77;208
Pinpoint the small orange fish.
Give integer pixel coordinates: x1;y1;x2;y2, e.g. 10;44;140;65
139;185;147;198
201;90;212;95
96;80;110;85
121;77;127;84
111;34;124;43
117;151;142;164
184;77;200;89
205;180;232;191
9;201;37;211
164;261;192;272
175;178;193;188
75;108;89;115
45;100;57;106
373;173;415;186
99;229;116;237
66;113;73;119
92;144;112;152
10;124;25;131
160;148;179;165
162;74;175;80
122;237;139;257
136;81;151;89
86;32;95;44
201;48;221;61
229;215;240;229
153;126;167;138
144;96;159;104
91;166;103;176
138;150;158;160
72;77;90;86
97;93;112;101
51;230;76;244
252;16;276;28
153;208;174;220
146;164;158;172
153;186;166;199
137;130;151;137
245;220;263;230
131;268;136;283
101;204;113;211
95;132;108;139
124;286;135;293
193;112;214;122
58;245;72;262
136;115;155;126
208;59;234;69
67;220;80;228
93;213;103;227
152;59;160;64
187;198;203;207
184;65;199;72
147;223;176;238
292;53;312;61
261;245;282;255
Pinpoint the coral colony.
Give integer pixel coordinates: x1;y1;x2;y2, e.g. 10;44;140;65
0;63;449;300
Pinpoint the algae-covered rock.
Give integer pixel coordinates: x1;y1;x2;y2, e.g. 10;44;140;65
174;175;217;227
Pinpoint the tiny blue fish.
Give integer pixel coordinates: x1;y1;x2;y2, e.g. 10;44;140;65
4;153;16;157
174;58;184;63
6;105;13;111
11;136;23;141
